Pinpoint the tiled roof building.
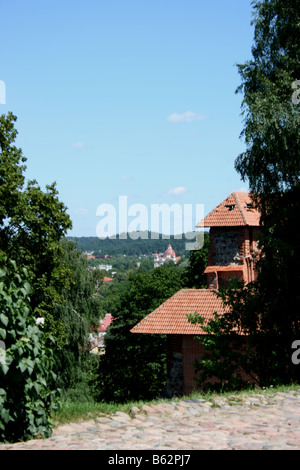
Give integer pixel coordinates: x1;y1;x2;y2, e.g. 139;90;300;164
131;192;261;396
90;314;114;354
154;244;181;268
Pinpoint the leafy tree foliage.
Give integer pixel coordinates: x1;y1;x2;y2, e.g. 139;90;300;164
0;113;72;347
0;113;103;409
181;233;209;288
0;113;26;228
97;263;186;402
54;240;103;401
0;256;58;443
69;232;196;257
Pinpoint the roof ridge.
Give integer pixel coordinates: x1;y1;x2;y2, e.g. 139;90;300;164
232;192;247;225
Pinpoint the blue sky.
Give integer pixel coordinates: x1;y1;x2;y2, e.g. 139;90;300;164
1;0;255;238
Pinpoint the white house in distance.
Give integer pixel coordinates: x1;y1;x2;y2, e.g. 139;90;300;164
154;244;181;268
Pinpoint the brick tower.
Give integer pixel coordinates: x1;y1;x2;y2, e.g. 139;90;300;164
197;192;260;289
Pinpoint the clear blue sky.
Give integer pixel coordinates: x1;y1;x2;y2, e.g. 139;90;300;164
1;0;255;238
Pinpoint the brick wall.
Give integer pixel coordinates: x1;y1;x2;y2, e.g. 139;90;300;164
218;269;244;287
206;226;259;286
208;227;245;266
167;335;259;396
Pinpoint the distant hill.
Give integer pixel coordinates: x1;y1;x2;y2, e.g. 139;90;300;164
67;231;207;257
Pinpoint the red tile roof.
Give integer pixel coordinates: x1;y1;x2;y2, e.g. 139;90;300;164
130;289;229;335
92;313;114;332
204;265;244;273
196;192;260;228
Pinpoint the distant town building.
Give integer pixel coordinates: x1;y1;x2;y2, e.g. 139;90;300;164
89;313;114;355
85;252;95;260
154;244;181;268
97;264;113;271
84;252;110;260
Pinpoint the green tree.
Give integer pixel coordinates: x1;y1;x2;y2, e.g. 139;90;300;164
182;233;209;288
1;113;103;402
0;112;26;230
0;112;72;348
97;263;185;402
54;240;103;402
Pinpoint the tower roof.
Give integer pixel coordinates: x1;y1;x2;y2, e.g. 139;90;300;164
196;192;260;228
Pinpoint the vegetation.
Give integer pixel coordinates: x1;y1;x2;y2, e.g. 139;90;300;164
68;231;200;258
53;240;103;402
0;256;58;442
0;113;72;349
0;113;103;441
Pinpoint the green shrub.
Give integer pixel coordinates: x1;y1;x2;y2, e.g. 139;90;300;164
0;256;59;443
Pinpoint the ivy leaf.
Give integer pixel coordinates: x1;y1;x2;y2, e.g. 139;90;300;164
0;362;9;375
18;361;27;373
0;328;6;340
33;383;42;394
0;314;8;327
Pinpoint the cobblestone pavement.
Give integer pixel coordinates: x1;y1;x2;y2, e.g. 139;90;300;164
1;390;300;450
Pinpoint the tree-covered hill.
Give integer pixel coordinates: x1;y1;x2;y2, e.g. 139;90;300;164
67;231;206;257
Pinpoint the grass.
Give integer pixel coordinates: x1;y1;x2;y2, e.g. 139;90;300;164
53;396;182;426
53;398;161;426
53;383;300;426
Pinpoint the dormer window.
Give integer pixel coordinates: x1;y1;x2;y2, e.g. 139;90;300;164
225;204;235;211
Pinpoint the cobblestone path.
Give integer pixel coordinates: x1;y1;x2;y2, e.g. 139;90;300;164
1;390;300;450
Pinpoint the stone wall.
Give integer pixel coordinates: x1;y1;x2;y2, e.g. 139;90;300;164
166;336;184;397
166;335;204;397
208;227;245;266
182;336;204;395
